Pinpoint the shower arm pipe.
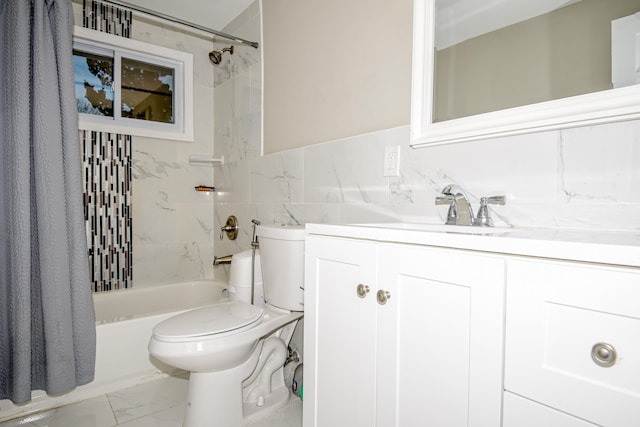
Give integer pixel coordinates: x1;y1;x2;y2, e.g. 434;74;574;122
98;0;259;49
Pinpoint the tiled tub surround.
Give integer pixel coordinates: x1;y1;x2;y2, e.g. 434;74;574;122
72;0;216;288
211;0;262;278
0;281;226;422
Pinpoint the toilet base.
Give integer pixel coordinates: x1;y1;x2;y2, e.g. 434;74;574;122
183;372;238;427
243;383;290;424
242;326;298;423
182;336;292;427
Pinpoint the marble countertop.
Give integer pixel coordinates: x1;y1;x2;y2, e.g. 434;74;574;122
305;223;640;268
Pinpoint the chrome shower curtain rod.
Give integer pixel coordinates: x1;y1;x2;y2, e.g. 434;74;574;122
98;0;259;48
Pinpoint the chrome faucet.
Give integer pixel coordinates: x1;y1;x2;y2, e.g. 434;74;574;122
435;185;505;227
435;184;475;226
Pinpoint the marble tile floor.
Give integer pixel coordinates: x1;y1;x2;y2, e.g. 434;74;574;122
0;374;302;427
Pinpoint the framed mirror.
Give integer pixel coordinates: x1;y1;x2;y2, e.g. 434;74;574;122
411;0;640;147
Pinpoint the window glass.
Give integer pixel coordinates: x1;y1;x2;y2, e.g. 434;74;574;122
121;58;174;124
73;49;114;117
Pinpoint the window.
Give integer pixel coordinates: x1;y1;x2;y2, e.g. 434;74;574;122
73;26;193;141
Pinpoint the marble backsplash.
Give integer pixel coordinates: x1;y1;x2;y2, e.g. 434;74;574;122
214;121;640;253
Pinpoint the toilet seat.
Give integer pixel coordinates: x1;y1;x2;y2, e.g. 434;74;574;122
152;301;264;342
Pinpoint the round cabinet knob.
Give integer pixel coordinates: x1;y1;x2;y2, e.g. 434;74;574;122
591;342;617;368
356;284;370;298
377;290;391;305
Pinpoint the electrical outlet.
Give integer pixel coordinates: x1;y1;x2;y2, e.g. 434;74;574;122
383;145;400;177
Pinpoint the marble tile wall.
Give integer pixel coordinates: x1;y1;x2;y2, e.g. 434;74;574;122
72;1;216;288
213;4;640;270
216;120;640;245
213;1;263;269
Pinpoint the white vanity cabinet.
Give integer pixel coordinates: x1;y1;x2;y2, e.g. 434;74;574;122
303;223;640;426
303;234;505;427
503;259;640;427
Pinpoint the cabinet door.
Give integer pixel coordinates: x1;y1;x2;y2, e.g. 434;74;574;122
303;235;378;427
376;244;505;427
505;259;640;427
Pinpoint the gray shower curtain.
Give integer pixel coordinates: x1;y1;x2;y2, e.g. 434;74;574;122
0;0;96;404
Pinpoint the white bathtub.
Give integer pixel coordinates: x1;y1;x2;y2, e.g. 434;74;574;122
0;280;226;422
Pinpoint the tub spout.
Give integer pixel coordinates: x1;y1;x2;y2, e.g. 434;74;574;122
213;255;233;266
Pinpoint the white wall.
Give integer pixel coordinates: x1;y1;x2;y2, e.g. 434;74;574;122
213;1;640;262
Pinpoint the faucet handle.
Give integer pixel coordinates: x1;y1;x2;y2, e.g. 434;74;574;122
475;195;506;227
484;195;506;205
435;194;457;225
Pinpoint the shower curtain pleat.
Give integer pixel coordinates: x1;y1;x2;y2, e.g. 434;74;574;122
0;0;96;404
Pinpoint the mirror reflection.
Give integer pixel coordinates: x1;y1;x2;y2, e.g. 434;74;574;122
433;0;640;122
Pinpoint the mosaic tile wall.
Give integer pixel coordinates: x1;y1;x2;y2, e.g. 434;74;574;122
82;0;132;38
81;0;133;291
81;131;133;292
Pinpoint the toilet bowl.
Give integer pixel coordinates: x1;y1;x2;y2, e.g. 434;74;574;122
148;224;305;427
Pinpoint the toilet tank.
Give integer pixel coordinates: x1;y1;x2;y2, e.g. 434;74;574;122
256;224;305;312
229;249;264;307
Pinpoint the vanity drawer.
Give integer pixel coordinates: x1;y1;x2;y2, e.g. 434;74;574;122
503;392;598;427
504;259;640;427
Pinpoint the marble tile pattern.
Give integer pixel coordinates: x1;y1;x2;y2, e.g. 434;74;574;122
0;375;301;427
72;1;216;288
236;121;640;233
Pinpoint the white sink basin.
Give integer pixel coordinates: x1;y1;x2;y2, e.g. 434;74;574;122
354;222;513;235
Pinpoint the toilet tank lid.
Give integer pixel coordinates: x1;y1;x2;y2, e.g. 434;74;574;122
256;224;305;240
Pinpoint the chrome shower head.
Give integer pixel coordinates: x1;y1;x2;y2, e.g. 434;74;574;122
209;45;234;65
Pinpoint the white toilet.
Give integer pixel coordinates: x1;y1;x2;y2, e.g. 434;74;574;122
148;224;304;427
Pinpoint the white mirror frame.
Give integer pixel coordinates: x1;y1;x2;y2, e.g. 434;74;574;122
410;0;640;147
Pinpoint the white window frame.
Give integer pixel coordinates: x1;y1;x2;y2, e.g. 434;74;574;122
73;26;194;142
